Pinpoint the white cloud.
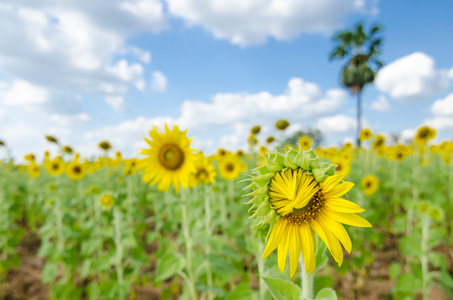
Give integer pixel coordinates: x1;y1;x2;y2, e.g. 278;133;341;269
431;93;453;116
1;80;48;106
0;1;166;113
179;78;346;130
49;113;91;126
370;95;391;111
316;114;356;133
400;129;415;142
151;71;168;92
425;117;453;130
166;0;370;46
375;52;450;102
105;96;126;112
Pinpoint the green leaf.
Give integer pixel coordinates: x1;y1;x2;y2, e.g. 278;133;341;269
439;271;453;289
155;252;186;282
92;254;114;271
208;254;236;277
315;288;337;300
224;284;256;300
389;263;400;280
262;277;301;300
42;262;58;283
393;273;421;294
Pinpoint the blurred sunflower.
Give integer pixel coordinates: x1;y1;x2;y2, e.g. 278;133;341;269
298;136;312;151
98;140;112;151
359;128;372;141
46;156;65;176
217;148;227;157
190;155;216;186
28;162;40;178
395;145;409;162
332;159;351;177
275;119;290;131
372;134;385;153
123;158;138;176
251;125;261;135
100;194;114;208
266;136;275;144
62;145;73;154
361;175;379;196
24;153;35;162
138;124;196;193
66;160;86;181
246;149;371;278
218;155;241;181
415;126;436;146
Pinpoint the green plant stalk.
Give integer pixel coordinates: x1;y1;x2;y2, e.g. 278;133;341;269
420;212;431;300
220;182;227;228
257;242;266;300
54;196;65;254
204;185;214;300
113;208;125;299
181;188;197;300
300;257;314;300
228;180;234;207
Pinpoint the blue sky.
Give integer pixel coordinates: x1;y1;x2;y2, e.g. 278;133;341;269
1;0;453;160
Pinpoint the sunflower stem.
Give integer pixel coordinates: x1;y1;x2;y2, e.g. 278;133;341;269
204;185;214;300
300;257;314;300
420;212;431;300
113;208;125;299
181;188;197;300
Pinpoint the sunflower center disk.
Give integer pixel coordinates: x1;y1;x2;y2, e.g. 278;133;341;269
284;191;325;224
226;163;234;172
159;143;185;170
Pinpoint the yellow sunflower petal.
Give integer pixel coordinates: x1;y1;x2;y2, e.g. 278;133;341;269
321;173;343;192
318;214;352;253
299;224;315;273
262;219;286;259
278;224;291;273
289;225;300;278
325;197;365;213
324;208;372;227
324;181;354;198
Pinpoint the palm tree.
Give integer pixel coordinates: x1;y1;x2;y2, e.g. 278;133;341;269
330;22;383;148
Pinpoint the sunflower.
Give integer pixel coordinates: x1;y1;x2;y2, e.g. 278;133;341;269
339;150;353;163
218;154;241;181
190;155;216;186
46;156;65;176
359;128;373;141
66;160;86;181
394;145;409;162
332;158;351;177
28;162;40;178
123;158;138;176
62;145;73;154
342;142;353;151
217;148;227;157
235;149;245;157
361;175;379;196
298;136;312;151
275;119;290;131
138;124;196;193
24;153;36;162
266;136;275;144
98;140;112;151
415;126;436;146
372;134;385;152
245;149;371;277
251;125;261;135
100;194;114;208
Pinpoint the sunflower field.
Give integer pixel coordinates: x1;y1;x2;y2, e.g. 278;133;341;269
1;123;453;300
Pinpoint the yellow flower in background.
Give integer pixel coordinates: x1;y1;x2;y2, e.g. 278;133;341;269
332;159;351;177
218;154;241;181
98;140;112;151
28;162;40;178
342;142;353;151
266;136;275;144
191;155;216;186
217;148;227;157
415;126;436;146
62;145;73;155
361;175;379;196
46;156;65;176
339;150;354;163
100;194;114;208
263;170;370;277
123;158;138;176
359;128;373;141
442;154;451;165
235;149;245;157
298;136;312;151
138;124;196;193
275;119;290;131
372;134;385;152
66;160;86;181
395;145;409;162
251;125;261;135
24;153;36;162
247;135;258;147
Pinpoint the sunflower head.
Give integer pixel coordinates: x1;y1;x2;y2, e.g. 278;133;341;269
442;154;451;165
28;162;40;178
190;155;216;186
298;136;312;151
235;149;245;157
24;153;36;162
66;160;86;181
361;175;379;196
218;154;242;181
275;119;290;131
46;156;65;176
62;145;73;154
100;193;115;209
98;140;112;151
342;142;353;151
332;158;351;177
123;158;138;176
247;135;258;146
415;126;436;146
45;135;59;144
266;136;275;144
0;140;4;146
244;147;370;277
359;128;373;141
139;124;196;193
251;125;261;135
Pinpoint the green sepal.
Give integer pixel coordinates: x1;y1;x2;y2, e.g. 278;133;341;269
300;149;317;170
250;200;271;218
284;148;299;169
252;174;274;187
313;163;336;183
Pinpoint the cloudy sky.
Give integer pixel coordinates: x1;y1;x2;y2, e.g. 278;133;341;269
1;0;453;160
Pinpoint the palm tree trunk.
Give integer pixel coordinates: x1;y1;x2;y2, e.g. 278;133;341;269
357;91;362;148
